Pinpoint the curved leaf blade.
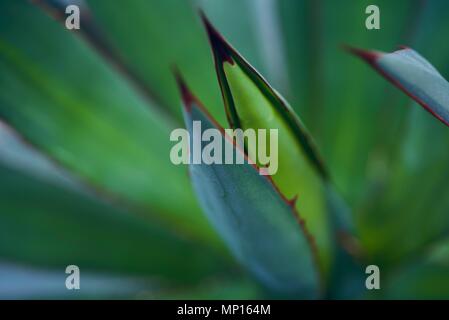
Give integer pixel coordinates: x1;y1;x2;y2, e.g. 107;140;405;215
0;1;218;245
348;46;449;127
34;0;175;122
176;76;320;297
79;0;226;124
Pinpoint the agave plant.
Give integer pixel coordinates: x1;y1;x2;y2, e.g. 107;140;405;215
1;0;449;299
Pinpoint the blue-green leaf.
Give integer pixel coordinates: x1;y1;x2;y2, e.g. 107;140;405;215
349;46;449;127
175;75;320;298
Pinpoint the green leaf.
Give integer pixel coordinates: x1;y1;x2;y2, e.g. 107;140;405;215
348;46;449;127
201;16;333;276
67;0;226;124
0;121;79;189
0;1;218;245
175;75;320;298
0;164;231;283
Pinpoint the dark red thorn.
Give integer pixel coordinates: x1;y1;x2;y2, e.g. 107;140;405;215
288;194;299;207
343;45;382;66
172;67;194;112
199;10;234;65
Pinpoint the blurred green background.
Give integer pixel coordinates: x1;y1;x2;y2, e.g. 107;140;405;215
1;0;449;299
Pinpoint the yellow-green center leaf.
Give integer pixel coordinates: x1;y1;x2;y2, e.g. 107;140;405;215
202;16;332;276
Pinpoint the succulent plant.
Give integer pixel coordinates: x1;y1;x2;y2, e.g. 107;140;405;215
1;0;449;299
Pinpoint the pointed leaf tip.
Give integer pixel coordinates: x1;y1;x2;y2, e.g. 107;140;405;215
173;69;194;112
200;12;234;65
348;46;449;128
199;14;333;276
